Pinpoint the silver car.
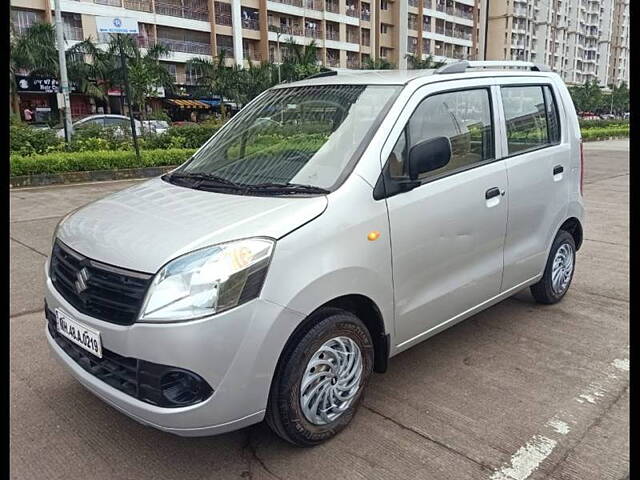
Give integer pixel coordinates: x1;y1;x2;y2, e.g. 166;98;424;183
45;61;584;446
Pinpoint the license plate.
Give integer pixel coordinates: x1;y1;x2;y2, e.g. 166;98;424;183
55;309;102;359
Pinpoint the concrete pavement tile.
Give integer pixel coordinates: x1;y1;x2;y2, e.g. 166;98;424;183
10;240;46;317
10;216;59;257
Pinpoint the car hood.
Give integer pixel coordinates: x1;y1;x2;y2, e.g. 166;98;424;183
57;177;328;273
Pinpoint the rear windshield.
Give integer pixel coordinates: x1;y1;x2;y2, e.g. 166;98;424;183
174;85;400;191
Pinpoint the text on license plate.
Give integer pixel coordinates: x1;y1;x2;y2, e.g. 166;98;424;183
55;309;102;359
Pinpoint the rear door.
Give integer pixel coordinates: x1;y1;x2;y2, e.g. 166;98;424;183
379;79;509;347
497;81;571;290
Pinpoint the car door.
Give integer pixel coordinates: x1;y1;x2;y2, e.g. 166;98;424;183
497;81;571;290
379;80;509;348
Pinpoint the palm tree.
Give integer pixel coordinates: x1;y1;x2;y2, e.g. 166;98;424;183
406;53;445;70
361;57;395;70
110;35;173;122
66;38;119;113
187;51;236;115
280;38;321;82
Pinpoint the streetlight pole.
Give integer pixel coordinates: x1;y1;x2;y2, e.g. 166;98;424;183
276;30;282;83
117;34;141;161
53;0;74;141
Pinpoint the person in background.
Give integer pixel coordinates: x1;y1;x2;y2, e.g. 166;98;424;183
190;110;198;123
23;105;34;123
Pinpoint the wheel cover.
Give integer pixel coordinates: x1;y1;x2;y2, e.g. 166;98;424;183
300;336;363;426
551;243;574;295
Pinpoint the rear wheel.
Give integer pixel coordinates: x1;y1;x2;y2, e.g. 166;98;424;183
530;230;576;304
265;308;374;447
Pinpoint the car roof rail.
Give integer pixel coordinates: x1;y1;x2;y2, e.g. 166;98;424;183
435;60;551;74
305;69;338;79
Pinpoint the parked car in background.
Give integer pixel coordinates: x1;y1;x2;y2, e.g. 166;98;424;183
56;114;143;138
141;120;170;135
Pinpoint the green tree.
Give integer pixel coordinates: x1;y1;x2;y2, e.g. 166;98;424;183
405;54;445;70
568;80;603;113
279;38;322;82
361;57;395;70
609;82;629;115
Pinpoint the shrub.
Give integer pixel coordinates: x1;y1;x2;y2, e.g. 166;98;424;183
10;148;196;177
578;118;629;129
581;125;629;140
10;122;63;155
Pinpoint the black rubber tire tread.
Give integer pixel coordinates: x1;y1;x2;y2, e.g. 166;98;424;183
530;229;576;304
265;307;374;447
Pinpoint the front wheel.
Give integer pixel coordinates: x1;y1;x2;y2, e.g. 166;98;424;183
265;308;374;447
530;230;576;304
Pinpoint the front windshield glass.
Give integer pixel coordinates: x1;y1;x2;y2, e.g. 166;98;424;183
173;85;400;191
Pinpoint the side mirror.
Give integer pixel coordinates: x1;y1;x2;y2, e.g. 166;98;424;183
407;136;452;180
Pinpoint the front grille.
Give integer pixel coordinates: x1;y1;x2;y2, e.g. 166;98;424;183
46;308;213;407
49;240;153;325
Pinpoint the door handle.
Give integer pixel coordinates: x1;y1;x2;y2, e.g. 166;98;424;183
553;165;564;175
485;187;501;199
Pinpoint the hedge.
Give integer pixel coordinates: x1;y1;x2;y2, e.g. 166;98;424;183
10;148;196;177
581;125;629;141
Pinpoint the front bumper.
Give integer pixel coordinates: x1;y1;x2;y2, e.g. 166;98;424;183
44;270;305;436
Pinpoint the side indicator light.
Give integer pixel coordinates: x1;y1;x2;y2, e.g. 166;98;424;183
367;231;381;241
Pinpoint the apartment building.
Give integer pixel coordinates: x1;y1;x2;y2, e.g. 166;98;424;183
485;0;627;86
11;0;488;71
608;0;629;86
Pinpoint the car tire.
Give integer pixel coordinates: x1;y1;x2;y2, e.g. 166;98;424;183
530;230;576;304
265;308;374;447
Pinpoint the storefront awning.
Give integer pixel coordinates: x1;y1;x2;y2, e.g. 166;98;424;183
166;99;211;109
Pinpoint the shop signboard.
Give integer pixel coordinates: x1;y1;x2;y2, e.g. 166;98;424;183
15;75;78;93
96;16;139;35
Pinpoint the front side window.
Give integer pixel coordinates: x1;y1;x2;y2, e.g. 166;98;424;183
170;85;400;193
388;88;494;181
501;85;557;155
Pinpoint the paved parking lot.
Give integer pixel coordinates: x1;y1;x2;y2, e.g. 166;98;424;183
10;140;628;480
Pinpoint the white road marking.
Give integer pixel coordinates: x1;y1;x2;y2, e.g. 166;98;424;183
613;358;629;371
546;419;570;435
489;357;629;480
489;435;557;480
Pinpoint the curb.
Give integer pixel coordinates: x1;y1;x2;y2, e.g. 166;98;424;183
10;165;177;188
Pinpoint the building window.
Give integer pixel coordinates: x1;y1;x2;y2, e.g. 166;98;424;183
11;8;45;36
216;34;233;56
215;1;232;26
381;0;389;10
381;23;390;34
241;7;259;30
63;13;83;41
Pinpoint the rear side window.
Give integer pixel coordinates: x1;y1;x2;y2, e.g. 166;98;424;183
501;85;561;155
388;88;494;181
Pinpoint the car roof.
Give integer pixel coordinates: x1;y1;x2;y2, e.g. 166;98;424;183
274;68;558;88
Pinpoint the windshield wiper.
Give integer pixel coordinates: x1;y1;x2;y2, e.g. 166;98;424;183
164;172;244;191
244;182;330;195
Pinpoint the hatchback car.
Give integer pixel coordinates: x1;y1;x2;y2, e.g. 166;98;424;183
45;61;584;446
55;114;143;137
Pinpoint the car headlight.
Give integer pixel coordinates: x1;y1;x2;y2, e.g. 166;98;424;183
139;238;275;322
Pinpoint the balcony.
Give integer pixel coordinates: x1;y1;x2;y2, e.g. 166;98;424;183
408;21;418;30
408;0;419;6
241;18;260;30
216;14;232;26
347;32;359;43
271;0;303;6
216;44;233;56
95;0;122;6
326;2;339;13
346;5;359;17
304;0;324;8
244;51;261;61
327;56;340;67
269;24;303;36
159;38;211;55
155;2;209;21
326;29;339;40
361;11;371;20
305;27;323;38
123;0;152;12
347;58;360;68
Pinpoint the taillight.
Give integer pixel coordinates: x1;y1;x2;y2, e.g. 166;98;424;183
579;140;584;196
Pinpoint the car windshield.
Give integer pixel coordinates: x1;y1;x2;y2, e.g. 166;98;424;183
168;85;400;193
